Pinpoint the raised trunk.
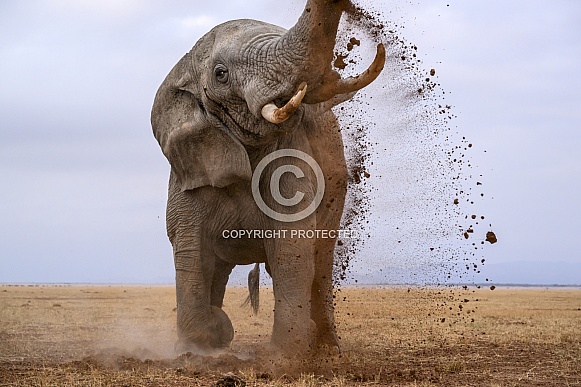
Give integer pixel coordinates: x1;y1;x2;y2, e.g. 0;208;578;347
259;0;384;123
276;0;351;100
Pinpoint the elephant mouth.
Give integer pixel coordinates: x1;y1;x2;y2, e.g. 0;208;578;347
261;82;307;124
204;88;308;144
204;89;263;141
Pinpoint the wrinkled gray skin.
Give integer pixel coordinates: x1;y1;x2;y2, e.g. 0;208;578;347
151;0;382;355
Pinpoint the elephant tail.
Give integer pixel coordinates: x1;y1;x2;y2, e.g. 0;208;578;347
242;263;260;315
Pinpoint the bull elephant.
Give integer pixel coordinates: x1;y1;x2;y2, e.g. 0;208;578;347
151;0;384;355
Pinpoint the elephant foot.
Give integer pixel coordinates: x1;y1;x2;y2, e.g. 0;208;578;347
315;329;341;355
270;319;317;357
269;334;316;357
269;338;313;357
176;306;234;353
316;342;341;358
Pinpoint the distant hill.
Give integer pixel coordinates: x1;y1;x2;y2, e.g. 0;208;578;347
89;260;580;287
349;261;581;286
476;261;581;286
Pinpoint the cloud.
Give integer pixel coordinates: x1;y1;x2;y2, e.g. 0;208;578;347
181;15;218;30
0;0;580;284
176;15;219;39
51;0;144;17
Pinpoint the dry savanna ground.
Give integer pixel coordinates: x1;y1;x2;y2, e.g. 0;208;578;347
0;285;580;386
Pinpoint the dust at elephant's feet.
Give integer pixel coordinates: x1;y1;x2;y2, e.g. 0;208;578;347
174;339;231;358
172;340;342;376
251;342;343;376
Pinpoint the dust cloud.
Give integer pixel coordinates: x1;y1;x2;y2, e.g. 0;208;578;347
94;313;177;361
332;2;496;284
329;1;497;329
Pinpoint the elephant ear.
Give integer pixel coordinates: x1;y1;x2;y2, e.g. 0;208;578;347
151;55;252;191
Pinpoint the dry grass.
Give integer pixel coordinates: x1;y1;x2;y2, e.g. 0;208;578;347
1;285;580;386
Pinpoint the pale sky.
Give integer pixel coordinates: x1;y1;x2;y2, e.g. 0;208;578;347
1;1;579;284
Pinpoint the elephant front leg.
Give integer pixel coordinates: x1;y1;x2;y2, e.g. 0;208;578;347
268;238;317;355
311;236;340;351
173;241;234;352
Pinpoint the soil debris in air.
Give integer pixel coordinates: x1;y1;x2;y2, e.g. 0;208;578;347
329;2;498;327
333;52;349;70
486;231;497;244
347;36;361;51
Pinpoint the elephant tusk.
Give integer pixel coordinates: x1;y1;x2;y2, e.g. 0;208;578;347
303;43;386;104
261;82;307;124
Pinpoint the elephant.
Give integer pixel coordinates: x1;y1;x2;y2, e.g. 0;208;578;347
151;0;385;355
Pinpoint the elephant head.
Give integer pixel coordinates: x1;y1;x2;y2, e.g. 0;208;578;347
151;0;385;355
152;0;385;192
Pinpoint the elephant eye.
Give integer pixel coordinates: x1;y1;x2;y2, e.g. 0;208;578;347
214;64;229;83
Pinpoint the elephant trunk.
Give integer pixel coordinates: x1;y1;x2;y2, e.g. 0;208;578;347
280;0;349;78
275;0;348;102
260;0;385;123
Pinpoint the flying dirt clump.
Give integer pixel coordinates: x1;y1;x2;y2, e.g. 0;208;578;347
486;231;497;244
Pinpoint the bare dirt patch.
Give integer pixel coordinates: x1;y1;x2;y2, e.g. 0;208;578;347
1;285;580;386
